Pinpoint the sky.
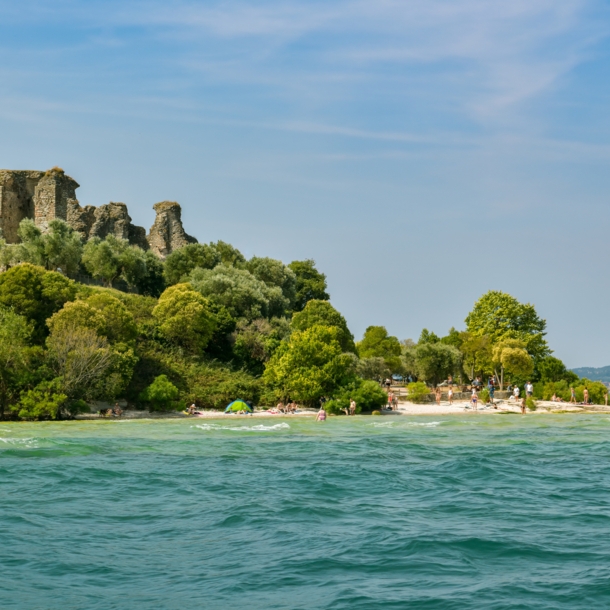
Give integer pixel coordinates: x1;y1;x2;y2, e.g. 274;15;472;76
1;0;609;367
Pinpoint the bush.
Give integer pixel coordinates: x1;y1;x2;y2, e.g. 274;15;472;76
324;398;348;415
140;374;179;410
406;381;430;403
526;397;537;411
13;379;68;420
372;410;381;416
479;388;490;404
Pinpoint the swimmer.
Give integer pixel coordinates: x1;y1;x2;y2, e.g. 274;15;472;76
315;407;327;422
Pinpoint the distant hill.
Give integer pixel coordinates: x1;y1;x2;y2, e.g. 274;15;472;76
571;366;610;382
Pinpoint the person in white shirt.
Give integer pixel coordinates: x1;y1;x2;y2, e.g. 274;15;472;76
513;386;520;401
525;381;533;397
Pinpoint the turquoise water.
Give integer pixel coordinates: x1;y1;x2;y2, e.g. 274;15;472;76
2;414;610;609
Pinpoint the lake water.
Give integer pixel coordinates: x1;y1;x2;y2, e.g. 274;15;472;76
2;414;610;609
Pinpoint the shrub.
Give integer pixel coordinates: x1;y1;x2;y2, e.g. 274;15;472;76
140;374;179;410
479;388;490;404
372;410;381;416
13;379;68;420
526;397;537;411
324;398;348;415
407;381;430;403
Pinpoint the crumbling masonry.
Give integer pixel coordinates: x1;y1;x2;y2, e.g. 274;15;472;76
0;167;196;258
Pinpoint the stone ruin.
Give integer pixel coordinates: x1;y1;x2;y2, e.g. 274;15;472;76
0;167;197;258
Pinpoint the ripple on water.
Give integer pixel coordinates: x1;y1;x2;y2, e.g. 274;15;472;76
2;415;610;610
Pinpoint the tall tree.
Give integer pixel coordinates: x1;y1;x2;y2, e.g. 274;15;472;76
357;326;402;373
465;291;550;361
287;259;329;312
291;300;356;353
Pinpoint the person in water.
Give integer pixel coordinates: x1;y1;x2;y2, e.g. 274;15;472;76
315;407;327;421
471;391;478;411
521;396;527;414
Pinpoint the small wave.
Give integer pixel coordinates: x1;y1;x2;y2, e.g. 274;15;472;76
369;422;395;428
405;421;441;427
0;437;39;448
193;423;290;432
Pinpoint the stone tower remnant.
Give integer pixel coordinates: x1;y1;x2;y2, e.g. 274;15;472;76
0;168;197;257
147;201;197;258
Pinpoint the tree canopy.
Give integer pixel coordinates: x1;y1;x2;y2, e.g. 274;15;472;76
357;326;402;372
290;299;356;353
287;259;329;312
189;264;287;320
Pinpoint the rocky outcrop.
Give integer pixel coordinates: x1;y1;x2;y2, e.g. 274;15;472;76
147;201;197;258
0;168;197;257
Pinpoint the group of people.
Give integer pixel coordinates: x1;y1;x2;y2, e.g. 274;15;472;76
275;401;300;414
387;391;399;410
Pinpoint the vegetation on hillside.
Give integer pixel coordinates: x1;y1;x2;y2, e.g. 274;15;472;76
0;219;605;419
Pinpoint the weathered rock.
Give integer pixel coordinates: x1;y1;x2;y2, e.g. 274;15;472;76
86;201;146;246
67;201;96;240
147;201;197;258
0;170;44;242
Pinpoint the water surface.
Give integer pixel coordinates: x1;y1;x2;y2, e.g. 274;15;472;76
2;414;610;609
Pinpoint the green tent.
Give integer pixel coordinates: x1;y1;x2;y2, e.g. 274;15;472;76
225;399;252;413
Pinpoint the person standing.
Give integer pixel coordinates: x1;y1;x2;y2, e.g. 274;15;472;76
471;390;478;411
448;386;454;405
513;386;520;402
349;398;357;416
315;407;327;421
435;387;441;405
570;387;576;404
525;381;533;398
583;388;589;405
521;396;527;414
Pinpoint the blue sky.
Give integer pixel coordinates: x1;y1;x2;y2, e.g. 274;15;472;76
1;0;609;366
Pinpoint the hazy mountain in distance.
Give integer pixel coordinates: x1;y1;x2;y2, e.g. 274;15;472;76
571;366;610;382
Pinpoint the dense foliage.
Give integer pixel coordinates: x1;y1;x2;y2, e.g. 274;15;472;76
0;217;602;419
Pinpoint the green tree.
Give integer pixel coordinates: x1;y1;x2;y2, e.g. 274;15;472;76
190;264;288;320
85;292;138;344
419;328;440;344
139;374;180;410
287;259;329;312
152;284;217;353
491;338;534;388
357;326;402;373
46;324;115;399
0;264;77;339
459;332;492;382
246;256;297;308
263;325;354;407
413;342;462;386
232;317;291;375
11;219;83;277
465;291;550;360
0;307;32;417
83;236;160;292
356;356;391;382
164;243;221;285
211;240;246;267
290;299;356;353
537;356;578;384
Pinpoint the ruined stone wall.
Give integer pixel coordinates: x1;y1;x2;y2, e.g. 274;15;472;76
147;201;197;258
32;168;80;232
0;168;197;257
0;170;44;242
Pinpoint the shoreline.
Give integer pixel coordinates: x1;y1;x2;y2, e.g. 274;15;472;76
70;399;610;420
